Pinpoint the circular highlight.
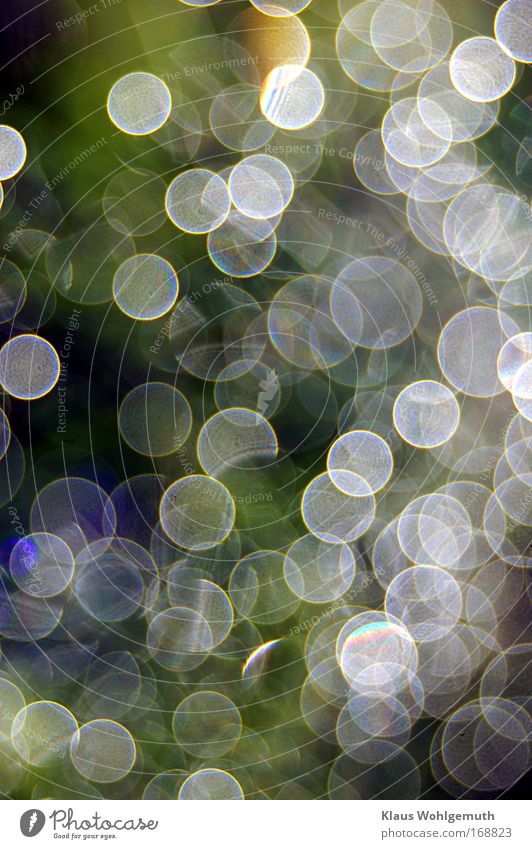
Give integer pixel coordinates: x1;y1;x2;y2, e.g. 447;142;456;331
118;382;192;456
393;381;460;448
229;549;300;625
498;333;532;392
382;98;451;168
284;534;355;603
330;257;422;350
147;606;213;671
107;72;171;135
10;532;74;597
12;701;77;765
207;210;276;277
0;125;27;179
438;307;513;397
179;769;243;800
74;537;148;623
197;407;278;478
327;430;393;494
450;37;515;102
229;154;294;219
70;719;136;782
495;0;532;63
113;254;178;320
167;572;233;646
165;169;230;234
0;335;60;400
385;565;462;642
301;471;375;544
160;475;235;550
338;616;418;697
250;0;311;14
260;64;325;130
172;692;242;757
